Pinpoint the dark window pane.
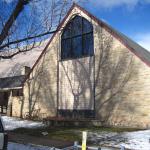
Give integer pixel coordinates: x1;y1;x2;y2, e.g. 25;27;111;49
61;15;93;60
72;16;82;36
12;89;23;97
83;33;94;55
61;39;71;59
72;36;82;58
62;23;71;39
83;19;93;34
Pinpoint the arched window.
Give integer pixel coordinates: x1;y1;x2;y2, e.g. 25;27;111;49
61;16;93;60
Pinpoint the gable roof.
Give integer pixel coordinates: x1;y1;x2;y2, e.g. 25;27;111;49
0;75;25;90
23;3;150;84
0;41;46;78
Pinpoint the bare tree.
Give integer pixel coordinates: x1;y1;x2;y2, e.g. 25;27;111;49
0;0;86;59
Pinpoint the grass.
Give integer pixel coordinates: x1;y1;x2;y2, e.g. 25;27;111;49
9;126;141;142
10;127;81;142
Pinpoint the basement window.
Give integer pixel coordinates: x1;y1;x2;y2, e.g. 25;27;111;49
61;15;94;60
12;89;23;97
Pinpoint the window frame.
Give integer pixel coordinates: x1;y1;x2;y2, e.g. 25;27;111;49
12;89;23;97
61;16;94;60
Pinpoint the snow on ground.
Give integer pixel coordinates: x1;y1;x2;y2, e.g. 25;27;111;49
8;142;114;150
120;130;150;150
1;116;45;130
8;142;52;150
1;116;150;149
89;130;150;150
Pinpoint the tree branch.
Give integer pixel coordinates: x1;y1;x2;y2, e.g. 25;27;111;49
0;29;57;50
0;0;30;45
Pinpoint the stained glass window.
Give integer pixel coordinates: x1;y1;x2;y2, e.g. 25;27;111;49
61;16;93;60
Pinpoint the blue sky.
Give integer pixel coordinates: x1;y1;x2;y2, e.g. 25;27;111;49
82;0;150;51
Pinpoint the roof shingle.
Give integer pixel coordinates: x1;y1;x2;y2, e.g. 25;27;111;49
0;75;25;90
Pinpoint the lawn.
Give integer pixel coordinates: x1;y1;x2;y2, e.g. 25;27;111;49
9;126;140;142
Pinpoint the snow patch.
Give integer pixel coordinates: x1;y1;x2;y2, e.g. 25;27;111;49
120;130;150;150
8;142;52;150
89;130;150;150
8;142;115;150
1;116;45;130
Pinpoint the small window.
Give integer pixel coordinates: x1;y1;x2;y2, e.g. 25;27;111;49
61;15;93;60
12;89;23;97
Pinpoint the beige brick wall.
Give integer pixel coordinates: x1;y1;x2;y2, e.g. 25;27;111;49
11;96;22;117
59;57;94;110
107;59;150;128
93;21;150;128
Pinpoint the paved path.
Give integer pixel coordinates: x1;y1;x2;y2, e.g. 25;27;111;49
8;132;74;148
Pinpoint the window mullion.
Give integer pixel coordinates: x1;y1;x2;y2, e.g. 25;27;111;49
81;17;83;56
71;22;73;58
